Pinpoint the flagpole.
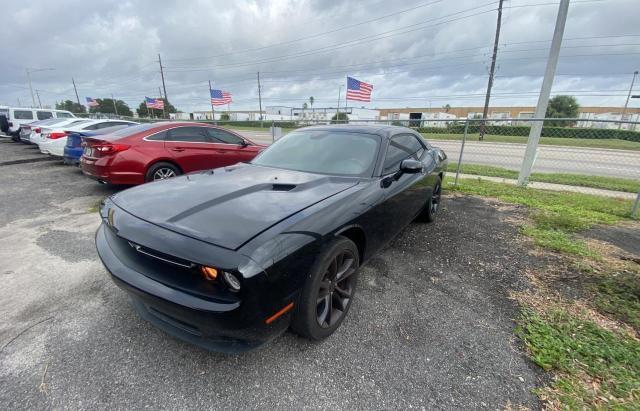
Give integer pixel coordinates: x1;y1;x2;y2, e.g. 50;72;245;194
208;80;215;124
344;77;348;123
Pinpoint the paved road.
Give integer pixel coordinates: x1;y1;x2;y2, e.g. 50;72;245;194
238;130;640;179
0;140;540;409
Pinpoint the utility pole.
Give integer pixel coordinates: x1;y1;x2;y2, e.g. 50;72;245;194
619;70;638;130
25;67;54;107
111;94;119;116
158;54;168;104
72;77;81;106
336;85;342;118
479;0;504;140
26;69;36;107
159;86;166;119
518;0;570;186
208;80;215;122
257;72;263;122
35;89;42;108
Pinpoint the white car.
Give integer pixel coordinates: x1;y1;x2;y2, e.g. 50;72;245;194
39;119;138;157
4;107;75;140
24;118;91;144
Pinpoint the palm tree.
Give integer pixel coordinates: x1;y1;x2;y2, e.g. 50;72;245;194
309;96;314;108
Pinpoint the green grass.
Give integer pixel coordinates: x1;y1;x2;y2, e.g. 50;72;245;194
448;179;633;257
594;271;640;330
517;309;640;408
446;163;640;193
423;132;640;151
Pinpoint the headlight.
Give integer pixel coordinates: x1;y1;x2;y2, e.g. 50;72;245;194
223;271;241;292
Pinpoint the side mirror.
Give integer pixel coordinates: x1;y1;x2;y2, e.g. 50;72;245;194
240;139;249;147
399;159;423;174
383;159;424;187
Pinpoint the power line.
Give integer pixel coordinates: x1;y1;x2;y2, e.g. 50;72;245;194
162;2;501;68
162;0;449;63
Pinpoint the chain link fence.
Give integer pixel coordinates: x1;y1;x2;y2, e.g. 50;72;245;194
221;117;640;217
74;113;640;217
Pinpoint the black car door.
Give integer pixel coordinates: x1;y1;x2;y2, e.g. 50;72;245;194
379;133;436;238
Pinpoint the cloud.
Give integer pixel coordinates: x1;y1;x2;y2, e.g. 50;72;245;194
1;0;638;112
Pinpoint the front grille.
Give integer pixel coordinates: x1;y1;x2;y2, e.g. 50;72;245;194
127;241;194;269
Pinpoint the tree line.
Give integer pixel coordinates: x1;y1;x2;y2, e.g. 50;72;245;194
55;98;178;118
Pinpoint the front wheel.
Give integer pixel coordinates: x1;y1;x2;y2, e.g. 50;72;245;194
291;237;360;340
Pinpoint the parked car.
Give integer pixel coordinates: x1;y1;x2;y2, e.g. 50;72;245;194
20;118;90;144
5;107;75;141
81;122;263;185
39;119;138;157
64;125;132;165
96;125;447;352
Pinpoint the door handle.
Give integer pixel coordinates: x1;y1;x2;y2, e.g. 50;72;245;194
170;147;185;152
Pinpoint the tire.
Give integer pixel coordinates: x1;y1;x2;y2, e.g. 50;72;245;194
416;175;442;223
290;236;360;340
145;162;181;183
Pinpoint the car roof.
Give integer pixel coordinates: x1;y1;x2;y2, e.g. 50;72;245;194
294;124;417;139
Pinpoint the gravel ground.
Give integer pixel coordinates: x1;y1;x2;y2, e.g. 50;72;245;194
0;140;542;409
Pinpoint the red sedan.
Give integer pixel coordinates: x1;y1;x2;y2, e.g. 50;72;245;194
80;122;265;185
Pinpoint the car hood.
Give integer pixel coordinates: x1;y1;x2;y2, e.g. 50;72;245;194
110;164;359;250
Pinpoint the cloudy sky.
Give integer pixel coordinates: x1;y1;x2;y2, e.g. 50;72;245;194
1;0;639;113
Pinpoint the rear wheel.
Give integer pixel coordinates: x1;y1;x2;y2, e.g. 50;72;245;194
145;162;181;182
291;237;360;340
416;175;442;223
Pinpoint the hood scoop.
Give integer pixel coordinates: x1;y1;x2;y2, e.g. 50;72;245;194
271;183;296;191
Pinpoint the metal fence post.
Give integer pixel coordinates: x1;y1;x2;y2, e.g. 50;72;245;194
454;119;470;186
632;191;640;219
271;120;275;143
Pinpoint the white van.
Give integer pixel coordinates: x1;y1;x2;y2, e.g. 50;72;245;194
4;107;76;138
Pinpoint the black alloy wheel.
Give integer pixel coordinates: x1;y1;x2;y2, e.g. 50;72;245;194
416;175;442;223
316;248;357;328
291;236;360;340
430;181;442;216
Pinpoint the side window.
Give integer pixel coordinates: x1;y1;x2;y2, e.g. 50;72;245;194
383;134;426;174
146;130;167;141
56;112;73;118
37;111;54;120
14;110;34;120
83;123;101;130
206;128;244;145
167;127;209;142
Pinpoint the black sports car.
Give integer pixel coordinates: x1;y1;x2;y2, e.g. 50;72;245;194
96;125;448;352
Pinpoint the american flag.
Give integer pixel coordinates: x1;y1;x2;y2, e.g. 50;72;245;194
145;97;164;110
85;97;99;107
210;89;232;106
346;76;373;102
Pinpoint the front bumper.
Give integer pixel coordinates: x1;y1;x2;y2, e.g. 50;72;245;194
95;223;289;353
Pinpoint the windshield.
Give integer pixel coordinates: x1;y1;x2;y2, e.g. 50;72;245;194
252;129;380;177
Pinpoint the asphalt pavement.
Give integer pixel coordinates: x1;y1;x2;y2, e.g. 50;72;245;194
0;139;541;409
239;129;640;179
